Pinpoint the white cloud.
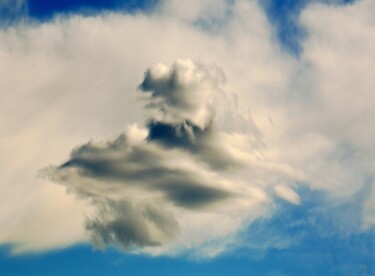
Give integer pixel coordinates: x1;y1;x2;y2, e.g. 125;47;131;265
1;0;375;256
274;185;300;205
298;0;375;225
139;59;226;128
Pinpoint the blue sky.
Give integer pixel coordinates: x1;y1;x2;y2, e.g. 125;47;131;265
1;187;374;275
26;0;157;19
1;0;375;275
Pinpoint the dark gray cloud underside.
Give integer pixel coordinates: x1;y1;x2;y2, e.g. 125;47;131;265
147;120;240;171
58;135;234;209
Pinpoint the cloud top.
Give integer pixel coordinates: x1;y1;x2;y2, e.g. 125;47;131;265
140;59;226;129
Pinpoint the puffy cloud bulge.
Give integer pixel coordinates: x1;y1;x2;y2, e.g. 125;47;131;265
1;0;375;256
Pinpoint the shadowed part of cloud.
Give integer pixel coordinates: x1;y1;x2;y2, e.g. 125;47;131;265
59;134;233;209
50;129;234;249
146;120;239;171
147;120;205;149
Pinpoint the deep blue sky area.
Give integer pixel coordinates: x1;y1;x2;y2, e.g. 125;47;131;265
1;188;373;275
27;0;157;19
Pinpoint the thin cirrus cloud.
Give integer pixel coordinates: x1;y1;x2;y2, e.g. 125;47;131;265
0;0;374;264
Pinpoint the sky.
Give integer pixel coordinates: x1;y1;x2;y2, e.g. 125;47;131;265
1;0;375;275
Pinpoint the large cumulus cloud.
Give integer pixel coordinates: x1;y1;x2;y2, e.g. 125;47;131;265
42;59;272;254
